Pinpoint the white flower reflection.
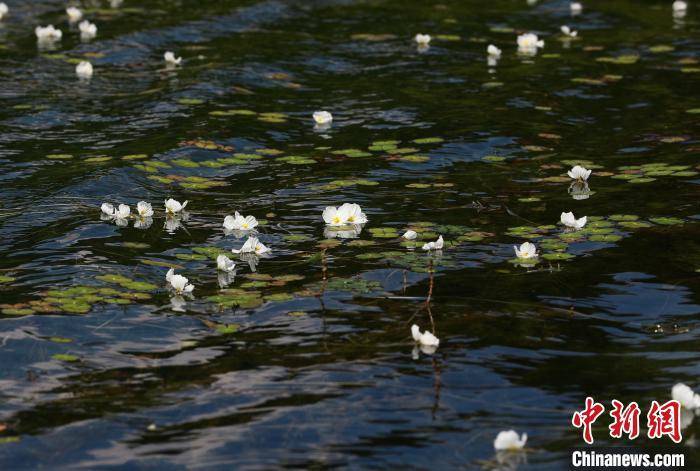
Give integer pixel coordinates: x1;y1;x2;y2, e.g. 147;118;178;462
324;224;362;239
568;181;591;200
170;295;187;312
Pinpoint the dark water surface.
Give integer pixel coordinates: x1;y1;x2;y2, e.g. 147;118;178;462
0;0;699;468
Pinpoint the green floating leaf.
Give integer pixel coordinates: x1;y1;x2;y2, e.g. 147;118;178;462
413;137;444;144
216;324;240;334
596;55;639;65
541;252;575;261
618;220;653;229
649;217;684;226
0;276;16;283
589;234;623;243
52;353;79;362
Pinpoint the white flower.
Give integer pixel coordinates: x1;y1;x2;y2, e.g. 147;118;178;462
35;25;63;42
673;1;688;12
0;3;8;20
560;25;578;37
101;202;131;224
403;230;417;240
414;33;431;45
411;324;440;347
322;205;349;226
560;211;587;230
570;2;583;14
110;0;123;7
135;201;153;218
672;383;700;410
232;237;270;255
216;254;236;273
422;235;444;251
79;20;97;39
517;33;544;53
164;198;187;215
313;111;332;125
101;202;115;216
567;165;591;181
514;242;538;259
322;203;367;226
164;51;182;65
341;203;368;224
166;268;194;295
487;44;502;57
223;211;258;231
76;61;93;79
494;430;527;451
66;7;83;23
114;204;130;219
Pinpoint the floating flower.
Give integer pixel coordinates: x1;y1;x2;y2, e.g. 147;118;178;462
517;33;544;54
567;165;591;182
343;203;368;224
560;211;587;230
322;203;368;226
164;51;182;65
414;33;431;46
672;383;700;410
166;268;194;295
411;324;440;348
164;198;187;215
570;2;582;14
487;44;502;57
136;201;153;218
422;235;444;251
673;0;688;12
66;6;83;23
560;25;578;37
231;237;270;255
402;230;417;240
114;204;130;219
101;202;115;217
35;25;63;42
514;241;538;259
76;61;93;79
568;181;590;201
216;254;236;273
0;3;8;20
223;211;258;231
494;430;527;451
79;20;97;40
100;202;129;225
313;111;332;125
134;202;153;228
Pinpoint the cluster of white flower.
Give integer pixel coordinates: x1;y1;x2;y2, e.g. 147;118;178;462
513;165;592;261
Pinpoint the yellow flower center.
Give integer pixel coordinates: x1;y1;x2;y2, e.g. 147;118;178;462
332;216;341;224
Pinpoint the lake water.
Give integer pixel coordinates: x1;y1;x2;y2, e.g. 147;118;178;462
0;0;699;468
